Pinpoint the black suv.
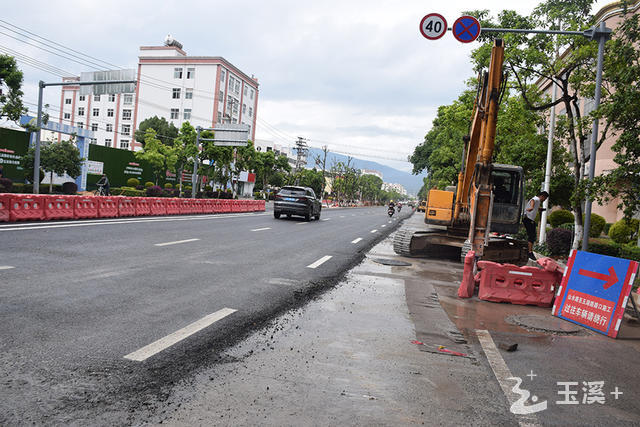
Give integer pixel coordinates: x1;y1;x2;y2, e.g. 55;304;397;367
274;186;321;221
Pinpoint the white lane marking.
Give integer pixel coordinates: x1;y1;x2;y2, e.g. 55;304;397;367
388;220;392;223
351;238;363;244
307;255;333;269
0;213;269;232
371;229;378;233
381;225;386;228
251;227;271;231
340;215;345;218
155;238;200;247
321;218;330;221
0;266;15;270
476;329;541;426
296;222;308;225
124;308;237;362
352;214;356;217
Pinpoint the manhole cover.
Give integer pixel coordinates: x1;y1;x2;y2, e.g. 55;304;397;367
371;258;412;266
506;314;583;334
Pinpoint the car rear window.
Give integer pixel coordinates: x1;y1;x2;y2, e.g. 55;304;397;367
279;188;307;196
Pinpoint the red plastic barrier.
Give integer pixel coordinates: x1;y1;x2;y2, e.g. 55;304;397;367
166;198;181;215
476;261;558;307
149;198;167;216
74;196;98;219
192;199;204;214
231;200;241;213
135;198;151;216
202;199;216;214
0;194;11;222
257;200;266;212
537;257;566;275
457;250;477;298
211;199;222;213
43;195;74;220
97;197;119;218
9;195;44;221
179;198;193;215
118;197;136;217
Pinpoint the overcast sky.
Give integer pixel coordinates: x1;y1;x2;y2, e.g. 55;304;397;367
1;0;610;174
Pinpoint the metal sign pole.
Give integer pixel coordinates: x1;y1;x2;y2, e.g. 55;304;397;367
192;127;201;198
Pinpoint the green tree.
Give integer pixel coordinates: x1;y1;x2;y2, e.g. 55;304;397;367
359;174;383;203
135;128;177;184
134;116;179;146
0;55;26;121
40;140;83;192
173;122;198;193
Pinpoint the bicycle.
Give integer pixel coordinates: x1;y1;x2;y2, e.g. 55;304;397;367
94;184;108;196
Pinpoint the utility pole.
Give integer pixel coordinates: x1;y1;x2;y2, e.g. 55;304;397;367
294;137;308;175
314;145;328;200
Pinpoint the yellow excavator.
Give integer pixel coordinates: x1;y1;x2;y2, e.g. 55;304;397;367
394;39;528;264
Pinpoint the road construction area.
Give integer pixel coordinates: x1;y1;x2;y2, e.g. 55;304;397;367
1;210;639;425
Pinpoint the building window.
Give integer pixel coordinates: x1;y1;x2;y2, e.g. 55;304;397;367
172;88;181;99
234;80;240;94
220;69;225;81
107;108;114;117
121;124;131;136
233;102;238;114
92;108;99;117
187;68;195;79
94;95;101;102
106;123;113;132
248;107;252;117
79;95;85;101
65;98;72;105
217;111;222;123
185;88;193;99
90;138;97;144
170;108;179;119
183;109;191;120
219;90;224;102
174;67;183;78
122;109;132;120
77;122;84;128
243;86;247;97
250;89;254;99
232;118;237;124
123;94;133;105
242;104;246;114
108;94;115;102
105;138;112;147
120;140;129;149
77;107;85;116
91;123;98;131
64;112;71;119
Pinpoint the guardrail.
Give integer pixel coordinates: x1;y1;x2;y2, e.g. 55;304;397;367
0;194;266;222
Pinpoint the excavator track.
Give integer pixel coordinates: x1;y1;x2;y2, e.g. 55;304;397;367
393;227;419;257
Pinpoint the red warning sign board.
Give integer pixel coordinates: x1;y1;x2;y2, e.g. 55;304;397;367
553;249;639;338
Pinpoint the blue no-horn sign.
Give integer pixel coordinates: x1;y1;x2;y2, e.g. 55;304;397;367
453;15;481;43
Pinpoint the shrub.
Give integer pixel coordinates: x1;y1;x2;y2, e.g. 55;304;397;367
0;177;13;193
588;239;621;257
546;228;572;256
184;186;192;192
533;242;551;257
548;209;574;228
126;178;140;187
604;223;613;235
164;183;173;189
62;182;78;195
146;185;163;197
112;187;146;197
609;220;635;244
144;181;154;188
620;245;640;262
558;222;574;232
584;213;606;237
135;185;144;190
11;182;24;193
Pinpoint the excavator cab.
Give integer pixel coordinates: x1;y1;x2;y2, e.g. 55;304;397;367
490;164;524;234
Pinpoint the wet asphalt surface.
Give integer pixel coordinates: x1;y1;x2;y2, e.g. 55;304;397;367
0;205;411;425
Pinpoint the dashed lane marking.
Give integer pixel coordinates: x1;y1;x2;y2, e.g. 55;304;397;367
307;255;333;269
321;218;330;221
0;266;15;270
124;308;237;362
251;227;271;231
381;225;386;228
296;222;308;225
476;329;541;426
371;229;378;233
351;238;363;244
154;238;200;247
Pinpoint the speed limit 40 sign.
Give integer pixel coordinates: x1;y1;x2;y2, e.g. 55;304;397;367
420;13;447;40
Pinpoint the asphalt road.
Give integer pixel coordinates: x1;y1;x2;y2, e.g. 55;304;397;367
0;205;411;424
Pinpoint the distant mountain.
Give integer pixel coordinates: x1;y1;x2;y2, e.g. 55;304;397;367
305;148;425;195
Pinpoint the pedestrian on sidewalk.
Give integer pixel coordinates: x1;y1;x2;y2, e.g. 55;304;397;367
523;191;549;260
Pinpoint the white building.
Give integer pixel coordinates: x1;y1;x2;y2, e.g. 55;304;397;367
360;169;383;180
382;182;407;196
57;37;259;152
254;139;297;169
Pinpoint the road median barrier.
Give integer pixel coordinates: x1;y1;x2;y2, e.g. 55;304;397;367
0;194;11;222
43;195;74;220
117;196;136;217
97;197;119;218
73;196;98;219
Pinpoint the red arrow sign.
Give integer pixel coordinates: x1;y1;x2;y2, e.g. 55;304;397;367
578;267;618;289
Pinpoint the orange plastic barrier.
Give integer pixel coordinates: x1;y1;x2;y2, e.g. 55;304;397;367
201;199;215;214
457;250;477;298
118;197;136;217
97;197;119;218
134;198;151;216
74;196;98;219
166;198;181;215
476;261;558;307
192;199;204;214
0;194;11;222
9;195;44;221
149;198;167;216
179;199;193;214
231;200;241;213
43;195;74;220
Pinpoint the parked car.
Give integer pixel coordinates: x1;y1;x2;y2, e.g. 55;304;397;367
274;186;321;221
417;200;427;212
